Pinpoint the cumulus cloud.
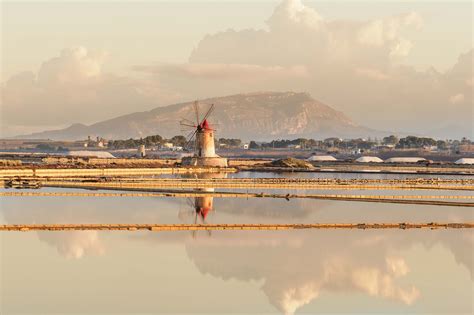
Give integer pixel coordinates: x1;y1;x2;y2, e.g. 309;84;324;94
149;0;470;137
1;0;473;138
190;0;423;68
1;47;174;135
37;46;106;85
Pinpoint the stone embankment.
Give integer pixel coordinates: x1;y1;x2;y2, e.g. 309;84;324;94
1;222;473;232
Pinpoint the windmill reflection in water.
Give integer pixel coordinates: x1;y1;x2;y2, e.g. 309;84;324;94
178;172;228;238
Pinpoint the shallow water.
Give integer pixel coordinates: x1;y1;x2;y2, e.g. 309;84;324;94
1;172;473;314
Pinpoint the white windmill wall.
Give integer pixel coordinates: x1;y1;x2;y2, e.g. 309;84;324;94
196;129;217;157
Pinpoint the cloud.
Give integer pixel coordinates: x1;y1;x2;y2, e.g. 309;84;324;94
135;63;308;80
449;93;465;104
356;11;423;57
1;0;473;138
355;67;390;81
190;0;423;67
1;47;174;135
140;0;470;136
37;46;106;85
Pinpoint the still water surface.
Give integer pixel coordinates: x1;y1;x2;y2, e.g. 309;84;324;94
1;172;473;314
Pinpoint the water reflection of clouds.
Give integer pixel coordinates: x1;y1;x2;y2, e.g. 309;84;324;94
37;231;104;259
1;192;472;313
0;194;177;258
140;228;472;314
158;193;473;314
180;230;424;314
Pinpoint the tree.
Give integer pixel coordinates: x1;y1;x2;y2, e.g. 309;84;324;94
249;141;259;149
383;135;399;145
397;136;436;149
35;144;56;151
436;140;448;150
170;135;187;147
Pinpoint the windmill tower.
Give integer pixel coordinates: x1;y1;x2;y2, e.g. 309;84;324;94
180;101;228;167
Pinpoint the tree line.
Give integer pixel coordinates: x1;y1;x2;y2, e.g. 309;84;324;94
105;134;471;151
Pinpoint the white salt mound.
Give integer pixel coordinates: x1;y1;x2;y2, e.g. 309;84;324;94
307;155;337;161
355;156;383;163
68;151;115;158
455;158;474;164
384;157;426;163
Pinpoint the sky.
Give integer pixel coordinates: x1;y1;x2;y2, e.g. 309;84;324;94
1;0;473;137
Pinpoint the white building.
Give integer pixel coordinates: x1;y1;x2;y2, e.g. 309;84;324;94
162;143;174;149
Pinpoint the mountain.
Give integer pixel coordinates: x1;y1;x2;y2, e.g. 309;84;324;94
18;92;381;140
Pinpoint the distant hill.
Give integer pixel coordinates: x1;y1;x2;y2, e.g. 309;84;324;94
18;92;382;140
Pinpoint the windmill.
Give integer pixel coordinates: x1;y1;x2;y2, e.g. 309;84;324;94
178;195;213;238
176;172;227;238
179;101;228;167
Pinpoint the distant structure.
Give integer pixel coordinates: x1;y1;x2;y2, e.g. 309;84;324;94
307;155;337;162
455;158;474;164
138;144;146;158
384;157;426;163
355;156;383;163
180;101;228;167
67;151;115;158
84;136;107;148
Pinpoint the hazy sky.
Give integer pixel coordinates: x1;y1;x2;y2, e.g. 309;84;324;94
1;0;473;137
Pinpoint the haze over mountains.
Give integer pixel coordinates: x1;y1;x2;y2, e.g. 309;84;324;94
19;92;381;141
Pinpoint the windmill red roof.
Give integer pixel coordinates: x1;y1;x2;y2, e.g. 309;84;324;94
197;206;211;220
200;119;212;130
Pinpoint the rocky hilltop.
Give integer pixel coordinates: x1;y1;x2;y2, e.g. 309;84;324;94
20;92;377;140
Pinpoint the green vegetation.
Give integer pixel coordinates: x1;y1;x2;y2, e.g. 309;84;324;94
35;144;68;152
396;136;436;149
108;135;186;149
105;133;471;152
218;138;242;147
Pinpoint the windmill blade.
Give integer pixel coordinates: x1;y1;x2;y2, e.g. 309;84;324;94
186;197;195;209
179;123;196;129
181;124;195;133
199;218;212;237
180;120;196;129
185;129;196;140
193;100;200;125
201;104;215;123
181;118;195;125
180;118;196;127
184;129;198;151
192;212;198;239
